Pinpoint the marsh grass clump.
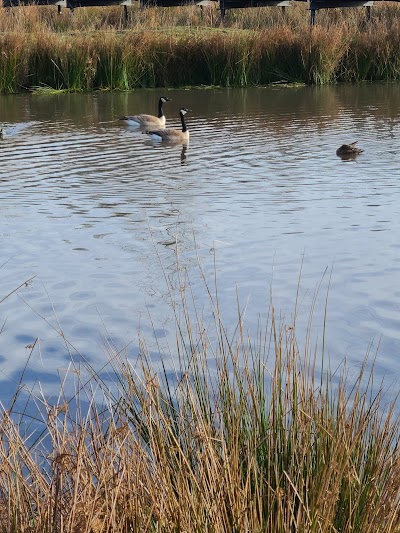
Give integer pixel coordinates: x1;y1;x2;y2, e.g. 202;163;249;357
0;266;399;532
26;33;97;91
340;20;400;82
1;3;400;90
0;33;28;93
1;4;400;90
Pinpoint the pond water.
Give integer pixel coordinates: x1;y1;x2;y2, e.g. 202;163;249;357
0;84;400;401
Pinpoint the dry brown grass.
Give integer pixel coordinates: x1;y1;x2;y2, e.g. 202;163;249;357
0;264;399;532
0;3;399;89
1;2;400;33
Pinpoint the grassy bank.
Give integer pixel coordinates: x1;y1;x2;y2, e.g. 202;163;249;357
0;270;399;532
1;4;400;91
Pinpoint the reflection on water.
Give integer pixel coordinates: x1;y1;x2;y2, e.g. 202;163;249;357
0;85;400;399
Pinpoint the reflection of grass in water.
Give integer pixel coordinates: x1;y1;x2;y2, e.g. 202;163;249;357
30;85;70;95
1;5;400;91
0;260;399;532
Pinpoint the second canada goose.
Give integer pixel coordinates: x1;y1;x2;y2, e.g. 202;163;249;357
336;141;364;157
146;108;190;143
119;96;171;128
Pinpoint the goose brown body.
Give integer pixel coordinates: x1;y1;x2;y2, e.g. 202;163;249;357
146;108;190;143
119;96;171;128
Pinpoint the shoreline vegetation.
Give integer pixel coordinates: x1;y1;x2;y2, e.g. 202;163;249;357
1;3;400;91
0;268;399;531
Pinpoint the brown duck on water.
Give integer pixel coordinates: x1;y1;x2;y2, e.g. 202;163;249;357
336;141;364;157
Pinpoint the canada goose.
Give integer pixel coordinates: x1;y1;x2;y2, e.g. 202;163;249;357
146;108;190;143
119;96;171;128
0;128;4;140
336;141;364;157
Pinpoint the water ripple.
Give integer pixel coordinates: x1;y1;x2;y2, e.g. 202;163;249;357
0;86;400;392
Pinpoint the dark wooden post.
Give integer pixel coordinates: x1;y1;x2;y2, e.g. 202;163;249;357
310;7;315;25
365;4;371;20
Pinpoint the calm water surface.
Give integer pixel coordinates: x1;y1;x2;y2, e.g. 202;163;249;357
1;85;400;399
